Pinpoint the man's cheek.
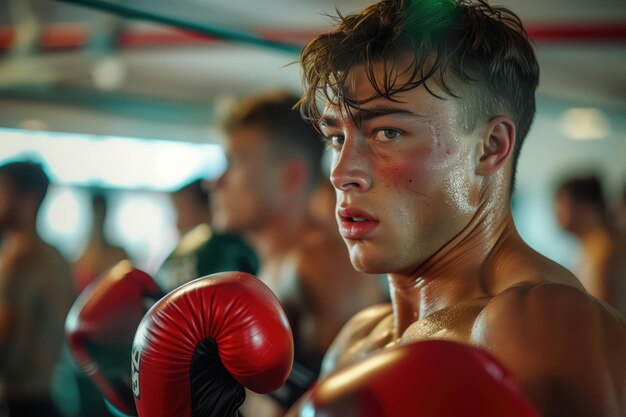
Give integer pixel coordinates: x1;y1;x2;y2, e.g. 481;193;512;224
375;149;433;193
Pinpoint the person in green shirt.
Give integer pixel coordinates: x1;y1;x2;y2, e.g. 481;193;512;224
155;179;257;293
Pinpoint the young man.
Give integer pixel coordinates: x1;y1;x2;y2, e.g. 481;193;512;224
211;92;386;415
0;161;75;417
555;176;626;316
290;0;626;415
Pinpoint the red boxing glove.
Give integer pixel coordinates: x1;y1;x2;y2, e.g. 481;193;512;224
300;339;539;417
132;271;294;417
65;261;162;416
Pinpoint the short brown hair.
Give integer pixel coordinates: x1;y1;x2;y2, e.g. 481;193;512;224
222;92;324;191
298;0;539;189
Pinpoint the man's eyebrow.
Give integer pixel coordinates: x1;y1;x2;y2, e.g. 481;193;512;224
356;106;425;121
318;106;424;129
318;115;339;129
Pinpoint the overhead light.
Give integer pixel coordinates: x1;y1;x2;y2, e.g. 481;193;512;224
560;108;610;141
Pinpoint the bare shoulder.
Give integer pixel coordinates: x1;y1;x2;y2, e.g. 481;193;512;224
320;304;393;376
473;282;626;416
474;282;626;344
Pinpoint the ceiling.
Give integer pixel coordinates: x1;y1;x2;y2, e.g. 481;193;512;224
0;0;624;141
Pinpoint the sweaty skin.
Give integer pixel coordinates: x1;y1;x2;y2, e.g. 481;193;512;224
287;65;626;417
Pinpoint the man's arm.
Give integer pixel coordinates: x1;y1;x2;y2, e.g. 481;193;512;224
473;283;626;417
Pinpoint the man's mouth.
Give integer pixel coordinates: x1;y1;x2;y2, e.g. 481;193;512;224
337;207;379;239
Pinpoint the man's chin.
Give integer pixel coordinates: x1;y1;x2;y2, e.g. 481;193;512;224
349;251;391;275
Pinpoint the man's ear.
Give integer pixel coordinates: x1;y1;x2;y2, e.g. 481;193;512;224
476;116;516;176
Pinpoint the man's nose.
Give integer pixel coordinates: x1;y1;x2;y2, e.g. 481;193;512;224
329;139;372;193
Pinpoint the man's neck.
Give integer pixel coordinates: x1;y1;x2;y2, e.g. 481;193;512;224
387;200;521;338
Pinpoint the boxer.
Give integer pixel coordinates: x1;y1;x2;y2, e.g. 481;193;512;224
285;0;626;415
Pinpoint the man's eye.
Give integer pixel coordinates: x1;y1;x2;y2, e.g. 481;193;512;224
375;129;401;141
323;135;345;148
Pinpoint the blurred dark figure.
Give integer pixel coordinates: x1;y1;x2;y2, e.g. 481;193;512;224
73;190;128;294
0;161;74;417
155;179;257;293
555;176;626;316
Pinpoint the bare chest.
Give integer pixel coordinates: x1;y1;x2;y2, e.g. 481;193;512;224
337;302;488;369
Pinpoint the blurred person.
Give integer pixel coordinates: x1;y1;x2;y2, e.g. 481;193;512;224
0;161;74;417
73;190;128;294
155;179;257;293
211;92;386;416
555;175;626;315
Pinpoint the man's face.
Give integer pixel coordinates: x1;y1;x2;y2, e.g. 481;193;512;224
211;126;284;233
318;66;482;275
